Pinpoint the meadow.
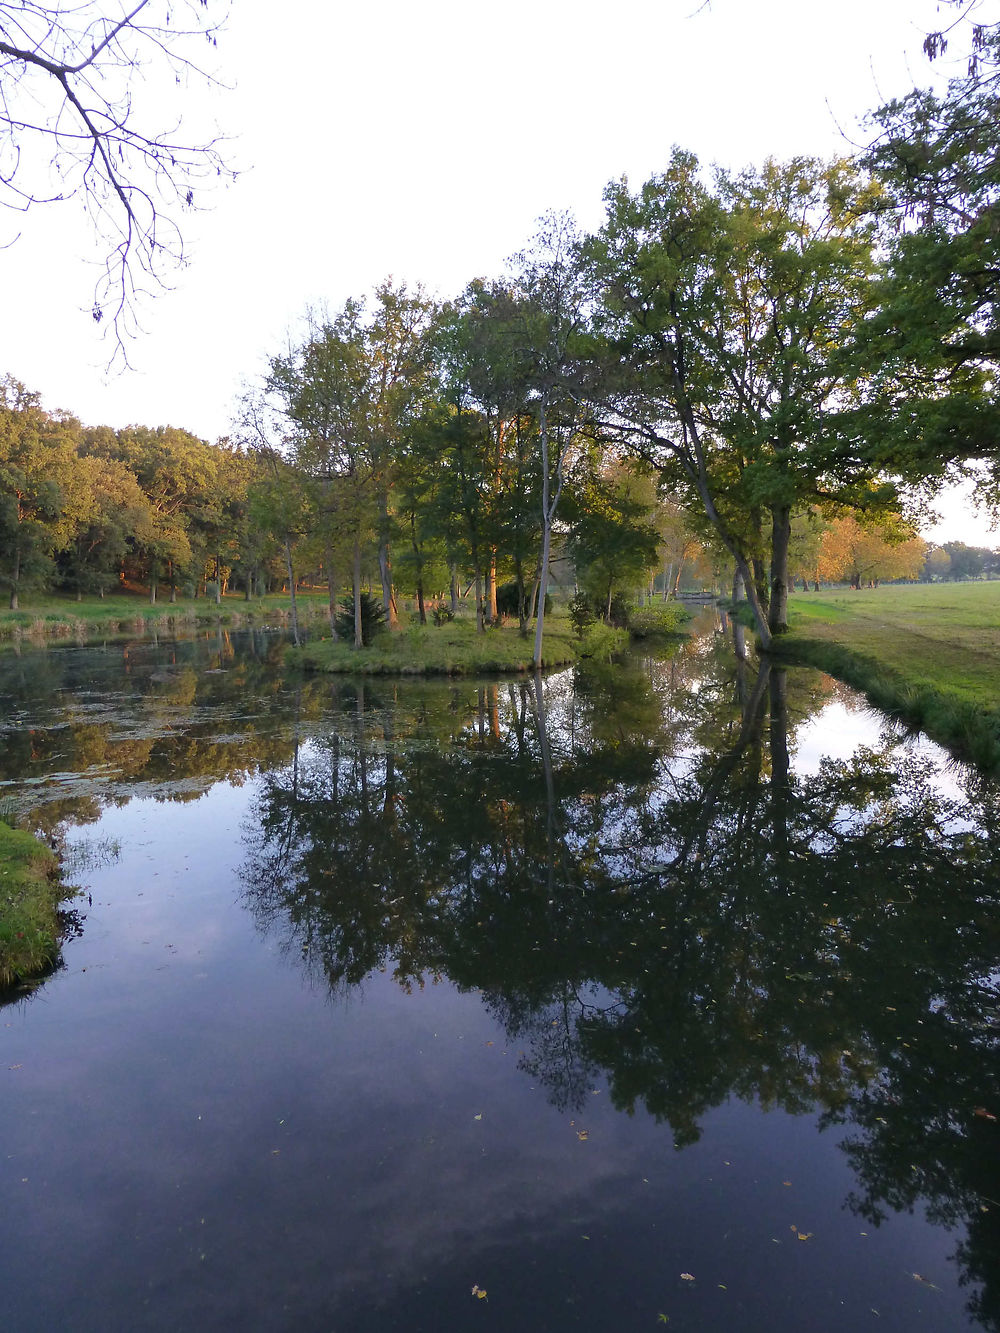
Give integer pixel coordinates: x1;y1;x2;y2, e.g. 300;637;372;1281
777;581;1000;770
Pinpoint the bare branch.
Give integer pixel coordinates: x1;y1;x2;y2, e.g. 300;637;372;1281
0;1;236;365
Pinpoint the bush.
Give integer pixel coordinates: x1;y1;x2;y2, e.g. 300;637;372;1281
432;604;455;626
628;603;691;639
569;592;596;638
577;622;628;660
334;591;386;646
497;582;550;620
571;590;631;631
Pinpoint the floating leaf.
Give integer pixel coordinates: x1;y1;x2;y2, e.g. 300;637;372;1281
471;1284;488;1301
577;1130;589;1141
680;1272;695;1281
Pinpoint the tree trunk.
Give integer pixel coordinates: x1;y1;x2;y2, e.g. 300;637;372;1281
474;567;485;633
752;557;770;613
284;538;300;648
532;519;552;668
767;505;792;636
377;489;398;628
352;531;363;649
410;514;426;625
485;552;498;624
449;566;459;615
326;540;339;640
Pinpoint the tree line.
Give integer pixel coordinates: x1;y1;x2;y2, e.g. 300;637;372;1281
2;22;999;655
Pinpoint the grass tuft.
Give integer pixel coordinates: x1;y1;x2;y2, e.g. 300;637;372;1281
0;820;74;990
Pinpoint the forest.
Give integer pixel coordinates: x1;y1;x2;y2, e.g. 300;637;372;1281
2;24;999;662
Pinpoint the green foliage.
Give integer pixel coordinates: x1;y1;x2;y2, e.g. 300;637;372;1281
628;603;691;639
576;621;628;660
864;30;1000;508
431;603;455;626
568;592;595;637
334;591;386;647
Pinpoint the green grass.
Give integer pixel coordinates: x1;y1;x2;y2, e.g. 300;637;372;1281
293;615;598;675
0;590;333;645
772;581;1000;771
0;820;71;990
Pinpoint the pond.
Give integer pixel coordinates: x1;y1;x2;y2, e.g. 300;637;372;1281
1;624;999;1332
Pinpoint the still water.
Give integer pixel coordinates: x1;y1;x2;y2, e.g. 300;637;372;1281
1;625;999;1332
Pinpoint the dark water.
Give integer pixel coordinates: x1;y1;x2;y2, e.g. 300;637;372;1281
2;626;999;1332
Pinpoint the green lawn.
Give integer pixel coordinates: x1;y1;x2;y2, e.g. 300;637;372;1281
776;581;1000;770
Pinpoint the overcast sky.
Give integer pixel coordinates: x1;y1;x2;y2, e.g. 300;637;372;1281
1;0;995;543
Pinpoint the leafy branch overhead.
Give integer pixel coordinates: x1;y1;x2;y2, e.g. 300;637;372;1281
0;0;235;360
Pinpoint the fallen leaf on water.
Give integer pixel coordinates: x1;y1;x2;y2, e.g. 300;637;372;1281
974;1107;997;1121
680;1272;695;1281
797;1232;813;1242
912;1274;940;1290
577;1130;589;1141
657;1316;669;1324
471;1284;488;1301
783;1180;791;1187
474;1113;483;1121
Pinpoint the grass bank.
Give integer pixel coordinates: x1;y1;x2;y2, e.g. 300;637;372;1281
0;591;332;647
292;616;620;675
0;820;71;990
768;582;1000;771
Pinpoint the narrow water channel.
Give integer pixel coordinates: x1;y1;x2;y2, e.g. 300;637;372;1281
1;625;998;1332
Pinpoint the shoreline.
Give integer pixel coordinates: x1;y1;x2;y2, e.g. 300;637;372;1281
0;820;73;993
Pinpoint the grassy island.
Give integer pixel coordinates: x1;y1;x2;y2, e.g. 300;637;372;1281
291;617;602;676
0;820;71;990
768;582;1000;771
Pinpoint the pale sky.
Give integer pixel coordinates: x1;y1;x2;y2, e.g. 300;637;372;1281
2;0;996;545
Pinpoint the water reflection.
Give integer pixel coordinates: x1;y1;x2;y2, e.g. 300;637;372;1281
0;630;334;831
241;650;1000;1329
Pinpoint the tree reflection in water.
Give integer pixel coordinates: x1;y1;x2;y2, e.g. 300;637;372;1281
241;642;1000;1329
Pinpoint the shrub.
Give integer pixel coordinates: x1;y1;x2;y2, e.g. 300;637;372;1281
432;604;455;626
629;603;691;638
577;622;628;659
497;582;551;619
571;590;631;631
334;591;386;646
569;592;596;638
